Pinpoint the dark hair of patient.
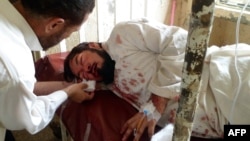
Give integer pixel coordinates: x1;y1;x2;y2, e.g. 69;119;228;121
64;42;115;84
21;0;95;25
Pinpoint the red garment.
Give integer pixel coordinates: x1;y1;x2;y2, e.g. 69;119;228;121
35;52;69;81
57;90;151;141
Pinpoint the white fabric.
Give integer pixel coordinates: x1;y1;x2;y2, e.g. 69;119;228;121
0;0;68;138
207;44;250;125
103;19;250;138
151;123;173;141
103;18;187;109
192;44;250;137
103;18;188;127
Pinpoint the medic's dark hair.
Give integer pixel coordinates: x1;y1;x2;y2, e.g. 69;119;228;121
21;0;95;25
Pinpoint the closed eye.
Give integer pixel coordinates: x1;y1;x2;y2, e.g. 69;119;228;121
75;55;78;65
80;56;83;65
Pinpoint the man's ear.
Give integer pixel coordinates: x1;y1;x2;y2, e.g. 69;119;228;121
88;42;102;50
45;18;65;33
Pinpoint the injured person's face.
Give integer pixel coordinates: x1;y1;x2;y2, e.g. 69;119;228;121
68;43;115;84
70;49;105;81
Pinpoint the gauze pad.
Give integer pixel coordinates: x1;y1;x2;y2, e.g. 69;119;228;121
82;79;96;92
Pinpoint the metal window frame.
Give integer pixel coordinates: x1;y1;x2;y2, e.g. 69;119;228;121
217;0;250;11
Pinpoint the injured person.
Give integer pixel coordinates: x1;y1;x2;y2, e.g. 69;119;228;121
63;18;250;140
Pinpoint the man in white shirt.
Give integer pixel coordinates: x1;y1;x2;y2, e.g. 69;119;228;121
0;0;95;140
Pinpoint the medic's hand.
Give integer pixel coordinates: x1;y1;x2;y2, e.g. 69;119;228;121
120;112;157;141
63;83;95;103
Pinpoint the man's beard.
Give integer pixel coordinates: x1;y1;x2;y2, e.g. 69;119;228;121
97;58;115;84
38;30;65;51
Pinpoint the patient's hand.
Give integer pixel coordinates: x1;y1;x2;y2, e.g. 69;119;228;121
120;112;157;141
63;83;95;103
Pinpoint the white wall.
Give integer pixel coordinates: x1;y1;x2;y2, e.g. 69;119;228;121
38;0;170;58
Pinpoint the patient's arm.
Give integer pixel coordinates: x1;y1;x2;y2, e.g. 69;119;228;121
34;81;73;96
151;94;168;115
121;94;168;141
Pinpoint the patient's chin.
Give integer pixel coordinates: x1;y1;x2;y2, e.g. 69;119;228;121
151;123;174;141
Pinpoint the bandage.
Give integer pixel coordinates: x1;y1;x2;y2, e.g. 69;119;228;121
140;101;161;122
82;79;96;92
134;101;161;136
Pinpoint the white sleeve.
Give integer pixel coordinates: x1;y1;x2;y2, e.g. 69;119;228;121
148;25;188;99
108;19;188;99
0;64;67;134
